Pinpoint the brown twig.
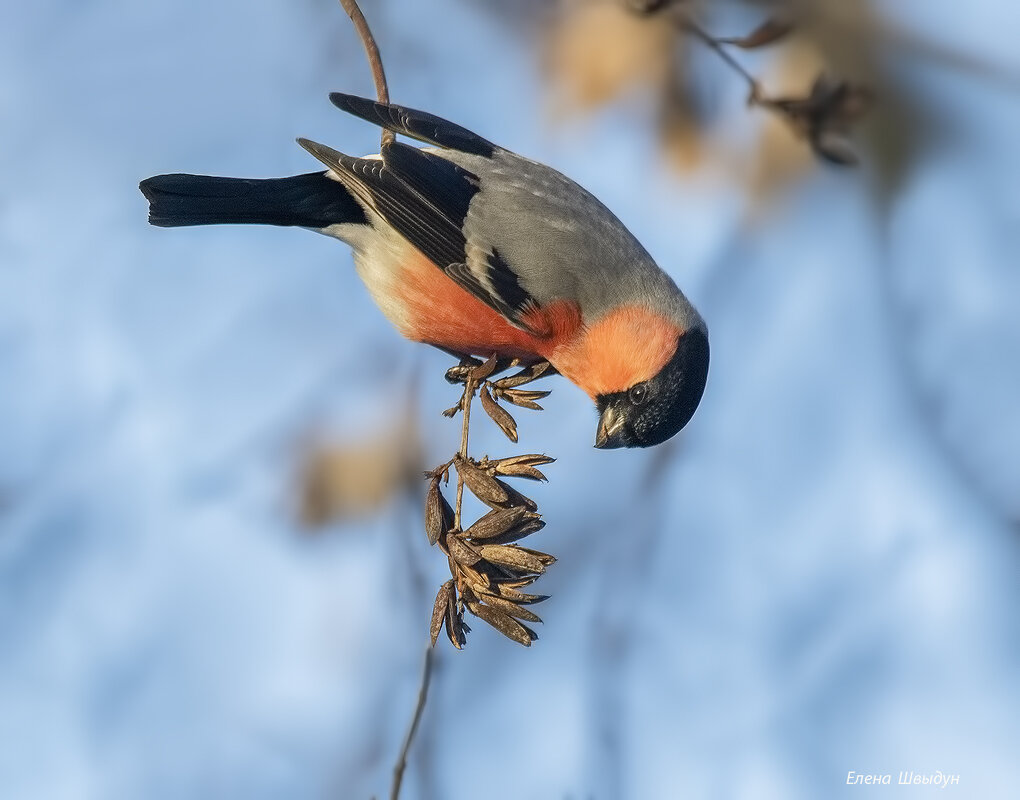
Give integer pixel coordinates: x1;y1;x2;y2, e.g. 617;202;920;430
338;0;394;148
453;373;475;530
390;644;434;800
333;4;422;795
679;18;765;103
628;0;770;105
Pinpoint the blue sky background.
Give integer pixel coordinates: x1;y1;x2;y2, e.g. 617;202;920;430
1;0;1019;798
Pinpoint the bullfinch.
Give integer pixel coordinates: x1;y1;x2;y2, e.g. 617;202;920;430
140;94;709;448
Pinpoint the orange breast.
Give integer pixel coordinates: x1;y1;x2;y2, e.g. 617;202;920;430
391;249;680;399
550;305;682;398
393;249;581;361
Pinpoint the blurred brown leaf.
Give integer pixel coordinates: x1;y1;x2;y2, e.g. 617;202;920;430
543;0;680;113
297;411;422;529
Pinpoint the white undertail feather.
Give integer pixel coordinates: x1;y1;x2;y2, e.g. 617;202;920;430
319;213;417;336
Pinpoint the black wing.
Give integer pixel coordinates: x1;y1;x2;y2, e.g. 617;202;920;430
329;93;497;158
297;137;540;331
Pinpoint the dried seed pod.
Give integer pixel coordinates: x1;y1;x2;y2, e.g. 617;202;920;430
445;593;466;650
489;454;555;470
499;480;539;512
505;388;551;402
479;517;546;546
515;546;557;567
463;506;530;540
495;583;549;605
495;577;540;590
496;388;550;411
483;455;554;482
467;601;536;647
469;353;500;382
491;365;552;392
457;582;477;605
431;580;454;647
480;385;519;442
424;477;455;546
447;535;482;567
477;544;550;574
456;458;511;507
460;459;538;510
424;478;443;545
497;395;542;412
457;560;493;595
497;463;548;482
479;593;543;624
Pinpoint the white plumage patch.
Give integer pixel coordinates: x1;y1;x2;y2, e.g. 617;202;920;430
319;210;418;336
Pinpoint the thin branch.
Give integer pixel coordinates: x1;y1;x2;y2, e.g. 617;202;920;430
629;1;766;105
390;644;435;800
678;18;764;104
338;0;394;148
453;374;475;531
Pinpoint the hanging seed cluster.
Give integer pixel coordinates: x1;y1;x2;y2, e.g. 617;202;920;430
425;356;557;648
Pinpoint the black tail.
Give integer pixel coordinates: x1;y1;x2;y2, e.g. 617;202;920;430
139;172;367;229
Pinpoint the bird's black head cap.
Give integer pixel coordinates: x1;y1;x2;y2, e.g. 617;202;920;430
595;326;709;449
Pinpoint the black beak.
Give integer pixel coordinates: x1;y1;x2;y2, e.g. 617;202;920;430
594;405;627;449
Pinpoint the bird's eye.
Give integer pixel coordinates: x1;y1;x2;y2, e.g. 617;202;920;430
628;383;649;405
